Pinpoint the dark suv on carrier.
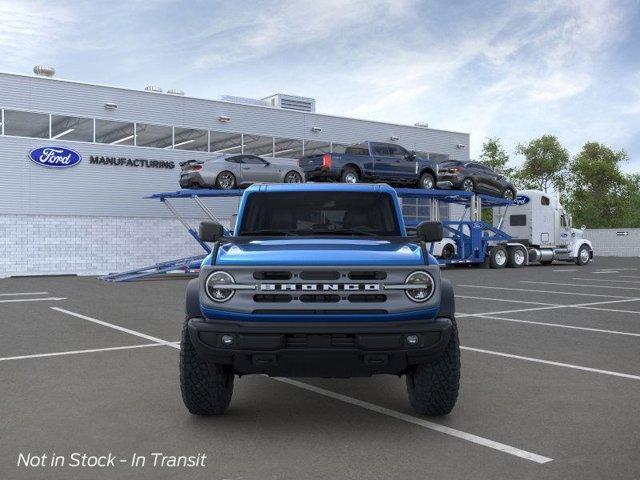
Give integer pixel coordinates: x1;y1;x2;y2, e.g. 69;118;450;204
438;160;516;199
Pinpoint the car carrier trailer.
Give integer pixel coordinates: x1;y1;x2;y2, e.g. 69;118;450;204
101;186;593;282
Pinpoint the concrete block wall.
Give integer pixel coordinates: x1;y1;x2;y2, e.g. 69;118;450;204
0;215;231;277
583;228;640;257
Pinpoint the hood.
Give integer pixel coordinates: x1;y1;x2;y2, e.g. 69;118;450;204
216;239;424;266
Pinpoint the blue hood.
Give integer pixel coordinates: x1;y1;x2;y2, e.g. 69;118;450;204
214;239;425;266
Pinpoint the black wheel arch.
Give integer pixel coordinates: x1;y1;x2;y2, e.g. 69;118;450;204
342;163;362;179
186;278;202;318
436;278;455;319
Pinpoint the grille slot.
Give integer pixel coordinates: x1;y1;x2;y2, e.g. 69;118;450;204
348;294;387;303
253;271;292;280
254;294;293;303
331;334;356;347
284;334;356;348
348;271;387;280
300;271;340;280
253;309;387;314
300;294;340;303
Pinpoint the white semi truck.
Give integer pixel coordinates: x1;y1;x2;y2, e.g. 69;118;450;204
492;189;593;266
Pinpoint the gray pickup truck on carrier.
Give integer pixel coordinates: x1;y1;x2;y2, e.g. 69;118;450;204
298;141;440;189
180;183;460;416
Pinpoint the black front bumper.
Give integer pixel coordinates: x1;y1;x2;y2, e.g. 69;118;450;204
188;317;452;378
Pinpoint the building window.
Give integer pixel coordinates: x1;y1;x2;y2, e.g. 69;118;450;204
303;140;331;156
173;127;208;151
3;110;49;138
273;137;303;158
135;123;173;148
210;131;242;154
51;114;93;142
95;119;135;145
243;134;274;156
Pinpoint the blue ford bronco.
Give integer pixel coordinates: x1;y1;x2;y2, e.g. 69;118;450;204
180;183;460;415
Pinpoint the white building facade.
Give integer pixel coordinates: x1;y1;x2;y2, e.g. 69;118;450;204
0;71;470;276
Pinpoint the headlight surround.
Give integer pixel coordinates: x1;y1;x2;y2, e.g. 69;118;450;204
404;271;435;302
205;271;235;302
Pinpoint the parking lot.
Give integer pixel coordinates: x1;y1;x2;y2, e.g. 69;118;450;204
1;257;639;480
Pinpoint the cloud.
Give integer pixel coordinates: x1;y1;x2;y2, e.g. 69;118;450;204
0;0;75;63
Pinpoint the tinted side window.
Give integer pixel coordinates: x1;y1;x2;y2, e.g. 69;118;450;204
243;156;267;165
345;147;369;156
510;215;527;226
387;145;409;158
225;156;242;163
541;196;550;206
373;144;390;156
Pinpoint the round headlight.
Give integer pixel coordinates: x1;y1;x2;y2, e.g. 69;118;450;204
205;271;235;302
405;271;435;302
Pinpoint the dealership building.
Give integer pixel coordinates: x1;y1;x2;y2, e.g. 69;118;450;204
0;69;470;277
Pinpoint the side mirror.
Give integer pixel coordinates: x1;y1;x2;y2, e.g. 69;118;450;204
199;221;225;242
416;221;443;242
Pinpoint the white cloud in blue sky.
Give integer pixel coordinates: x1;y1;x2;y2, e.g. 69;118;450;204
1;0;638;170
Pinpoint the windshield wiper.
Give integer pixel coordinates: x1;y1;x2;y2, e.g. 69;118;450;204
240;229;299;236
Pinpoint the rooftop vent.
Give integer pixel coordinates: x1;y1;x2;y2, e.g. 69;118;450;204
144;85;163;93
33;65;55;77
414;122;429;128
263;94;316;112
167;89;185;96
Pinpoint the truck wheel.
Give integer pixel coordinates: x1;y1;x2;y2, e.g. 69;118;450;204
419;172;436;189
576;245;591;266
180;319;234;415
406;318;460;416
489;245;507;268
441;243;455;260
507;246;526;268
341;168;359;184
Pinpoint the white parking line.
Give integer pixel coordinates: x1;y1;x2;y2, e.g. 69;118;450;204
461;314;640;337
553;269;578;272
457;284;636;299
0;291;49;296
522;281;640;292
461;346;640;380
274;377;553;464
0;343;162;362
457;295;559;306
0;297;66;304
620;275;640;279
51;307;178;347
572;278;640;284
457;298;640;319
47;307;554;463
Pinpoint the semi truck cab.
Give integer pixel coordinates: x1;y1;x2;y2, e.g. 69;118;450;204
495;189;593;265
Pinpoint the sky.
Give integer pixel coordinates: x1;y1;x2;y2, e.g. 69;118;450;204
1;0;639;171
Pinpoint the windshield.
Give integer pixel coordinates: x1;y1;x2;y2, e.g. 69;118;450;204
238;192;401;237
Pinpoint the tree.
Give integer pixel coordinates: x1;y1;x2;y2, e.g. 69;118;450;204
479;137;514;177
514;135;569;193
566;142;629;228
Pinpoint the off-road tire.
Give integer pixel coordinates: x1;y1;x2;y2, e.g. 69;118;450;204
406;318;460;416
180;319;234;415
341;167;359;184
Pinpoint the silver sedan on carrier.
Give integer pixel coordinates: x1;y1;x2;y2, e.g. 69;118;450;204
179;154;305;189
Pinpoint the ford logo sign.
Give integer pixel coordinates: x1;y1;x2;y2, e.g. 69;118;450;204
28;146;82;168
514;195;530;206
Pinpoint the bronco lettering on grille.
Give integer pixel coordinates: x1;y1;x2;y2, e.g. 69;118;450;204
260;283;380;291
